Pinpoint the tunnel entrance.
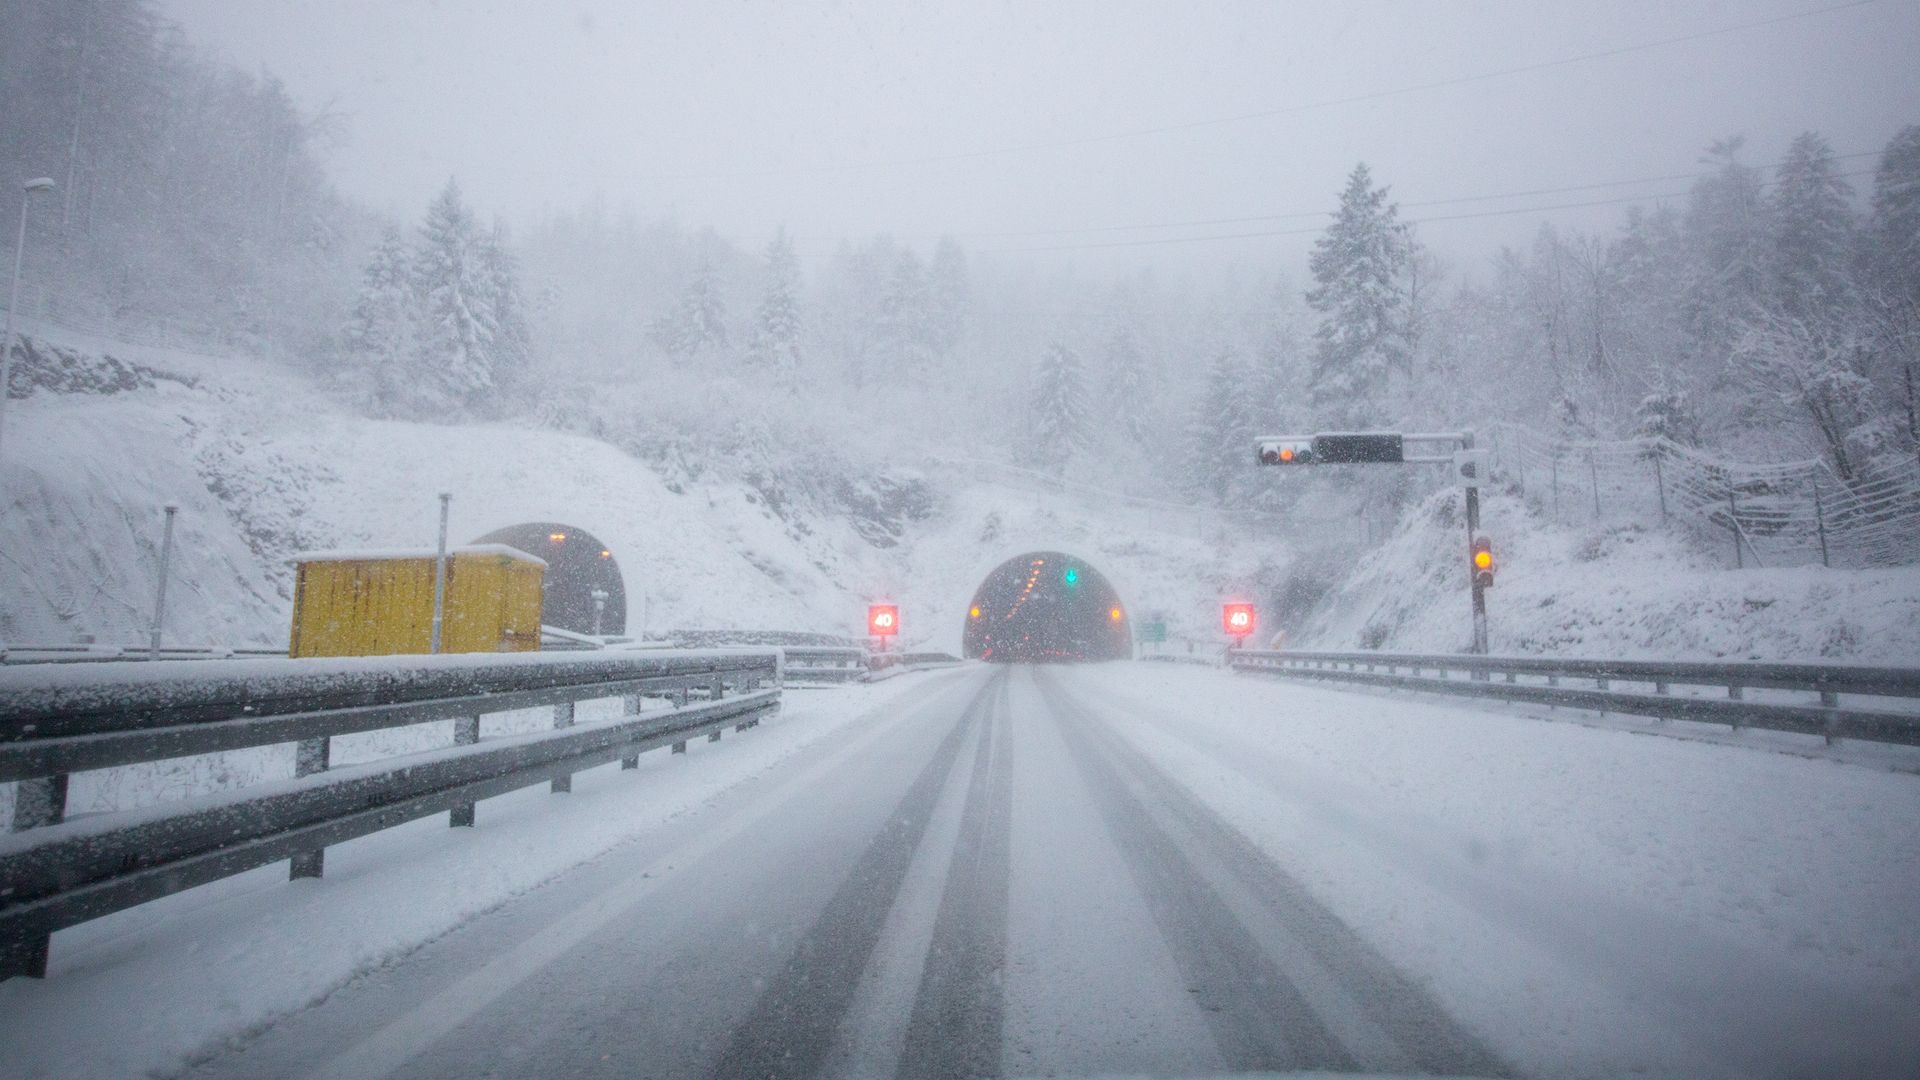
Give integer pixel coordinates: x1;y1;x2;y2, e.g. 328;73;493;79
963;551;1132;662
470;522;626;636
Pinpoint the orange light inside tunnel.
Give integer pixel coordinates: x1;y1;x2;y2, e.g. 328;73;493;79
970;606;981;618
1109;607;1122;621
548;532;567;543
599;548;612;559
1474;550;1493;570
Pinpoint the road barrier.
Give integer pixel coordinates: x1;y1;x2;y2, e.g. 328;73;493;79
1229;649;1920;748
784;647;964;684
0;649;781;980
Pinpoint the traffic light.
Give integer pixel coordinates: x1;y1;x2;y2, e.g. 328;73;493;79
1471;537;1495;590
1257;438;1313;465
1063;566;1080;587
1222;602;1255;638
868;604;899;637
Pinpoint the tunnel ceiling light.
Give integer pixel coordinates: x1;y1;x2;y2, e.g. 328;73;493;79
599;548;612;558
970;605;981;618
548;532;567;543
1110;607;1122;621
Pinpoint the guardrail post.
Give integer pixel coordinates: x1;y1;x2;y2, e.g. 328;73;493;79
1819;689;1841;745
551;702;575;793
450;716;480;826
10;775;67;831
290;737;330;879
621;694;641;769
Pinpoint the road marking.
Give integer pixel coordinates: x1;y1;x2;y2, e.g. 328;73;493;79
300;671;986;1080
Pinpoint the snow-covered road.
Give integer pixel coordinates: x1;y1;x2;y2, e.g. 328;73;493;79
151;662;1918;1080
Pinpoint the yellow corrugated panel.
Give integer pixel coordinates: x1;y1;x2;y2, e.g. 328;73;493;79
289;549;545;658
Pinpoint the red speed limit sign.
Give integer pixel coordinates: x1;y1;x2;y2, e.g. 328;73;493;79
868;604;899;636
1222;602;1255;637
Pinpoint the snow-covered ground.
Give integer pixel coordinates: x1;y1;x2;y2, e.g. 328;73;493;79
1293;483;1920;663
0;672;945;1079
8;663;1914;1078
1065;663;1920;1078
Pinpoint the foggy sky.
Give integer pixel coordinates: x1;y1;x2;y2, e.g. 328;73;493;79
162;0;1920;275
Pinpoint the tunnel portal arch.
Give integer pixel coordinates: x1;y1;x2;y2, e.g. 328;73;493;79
470;522;626;636
962;551;1132;662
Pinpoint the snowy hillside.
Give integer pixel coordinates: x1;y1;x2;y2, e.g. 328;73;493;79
1291;483;1920;664
0;329;1265;655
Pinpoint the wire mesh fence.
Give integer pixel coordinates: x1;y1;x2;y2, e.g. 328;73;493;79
1487;425;1920;569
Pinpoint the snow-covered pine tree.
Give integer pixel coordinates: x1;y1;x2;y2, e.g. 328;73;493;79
653;258;730;361
1189;345;1254;506
1030;342;1089;472
927;237;970;358
1306;163;1412;428
413;179;497;411
476;219;533;407
1864;125;1920;310
875;248;935;379
342;225;417;416
748;227;803;380
1767;132;1857;323
1683;137;1769;361
1104;326;1152;445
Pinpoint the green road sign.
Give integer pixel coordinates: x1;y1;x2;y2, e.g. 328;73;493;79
1138;621;1167;643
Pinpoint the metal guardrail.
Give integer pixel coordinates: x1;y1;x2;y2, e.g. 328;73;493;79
783;646;870;684
0;643;287;665
1229;649;1920;747
768;646;966;685
0;649;782;980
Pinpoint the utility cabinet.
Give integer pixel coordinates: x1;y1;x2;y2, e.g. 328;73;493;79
288;545;546;657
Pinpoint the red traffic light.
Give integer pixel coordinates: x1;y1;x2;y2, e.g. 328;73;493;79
1222;602;1255;637
1471;537;1495;589
868;604;899;636
1257;438;1313;465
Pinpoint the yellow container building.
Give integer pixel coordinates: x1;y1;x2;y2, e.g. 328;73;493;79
288;545;547;658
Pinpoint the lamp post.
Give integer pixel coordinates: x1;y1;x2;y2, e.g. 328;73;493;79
0;178;56;478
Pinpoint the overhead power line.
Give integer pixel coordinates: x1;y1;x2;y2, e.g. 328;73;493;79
643;0;1882;183
951;150;1885;241
980;167;1876;255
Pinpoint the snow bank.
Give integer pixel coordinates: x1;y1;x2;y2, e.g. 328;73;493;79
1293;484;1920;663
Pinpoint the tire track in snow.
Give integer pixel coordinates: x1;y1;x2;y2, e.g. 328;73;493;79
707;668;1004;1078
898;670;1014;1079
1034;666;1510;1077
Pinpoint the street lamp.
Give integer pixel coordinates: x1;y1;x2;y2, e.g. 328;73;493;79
0;178;56;478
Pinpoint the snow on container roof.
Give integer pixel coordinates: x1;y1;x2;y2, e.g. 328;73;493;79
288;544;548;569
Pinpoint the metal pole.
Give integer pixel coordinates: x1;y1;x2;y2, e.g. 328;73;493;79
1728;486;1743;569
1653;450;1668;523
1588;450;1602;519
429;492;450;653
591;588;606;637
148;505;177;659
1550;456;1560;522
1463;431;1488;659
1812;475;1830;568
0;180;55;480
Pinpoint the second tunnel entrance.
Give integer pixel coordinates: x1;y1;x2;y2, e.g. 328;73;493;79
962;552;1132;662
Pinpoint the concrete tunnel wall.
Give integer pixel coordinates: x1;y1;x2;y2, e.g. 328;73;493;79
962;551;1132;662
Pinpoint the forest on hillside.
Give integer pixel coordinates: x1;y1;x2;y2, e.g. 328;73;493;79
4;0;1915;514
